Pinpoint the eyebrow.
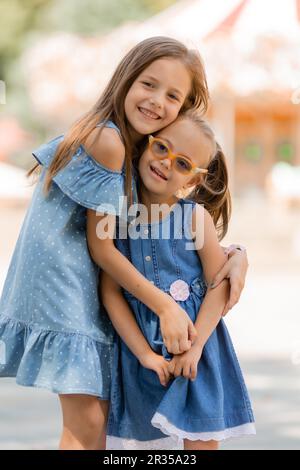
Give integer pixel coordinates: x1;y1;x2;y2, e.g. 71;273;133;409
158;136;192;161
142;75;184;98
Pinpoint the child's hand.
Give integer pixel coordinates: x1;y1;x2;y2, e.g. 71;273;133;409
139;350;172;387
159;297;197;355
167;344;202;381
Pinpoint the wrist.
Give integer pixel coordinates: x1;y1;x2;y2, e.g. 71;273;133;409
154;295;174;318
139;348;156;367
191;338;204;354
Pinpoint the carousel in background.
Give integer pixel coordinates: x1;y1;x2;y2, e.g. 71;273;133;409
199;0;300;200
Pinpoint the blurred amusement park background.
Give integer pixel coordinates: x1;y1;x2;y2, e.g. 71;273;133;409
0;0;300;450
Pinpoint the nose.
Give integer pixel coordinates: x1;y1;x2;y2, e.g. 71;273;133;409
150;92;164;109
160;158;171;170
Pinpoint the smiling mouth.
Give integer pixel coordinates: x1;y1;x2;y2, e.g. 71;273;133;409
150;165;168;181
138;107;161;120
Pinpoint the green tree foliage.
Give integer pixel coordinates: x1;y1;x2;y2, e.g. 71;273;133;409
0;0;51;76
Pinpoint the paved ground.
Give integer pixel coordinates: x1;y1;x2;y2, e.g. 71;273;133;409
0;358;299;450
0;195;300;450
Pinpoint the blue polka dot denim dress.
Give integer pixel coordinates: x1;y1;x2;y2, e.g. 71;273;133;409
107;199;255;444
0;121;128;399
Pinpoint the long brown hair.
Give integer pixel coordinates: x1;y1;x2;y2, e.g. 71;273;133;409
28;37;209;201
182;112;232;240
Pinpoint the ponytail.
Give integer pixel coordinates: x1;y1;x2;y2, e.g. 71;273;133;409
190;143;231;240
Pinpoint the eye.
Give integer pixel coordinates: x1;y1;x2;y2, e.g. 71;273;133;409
153;141;168;155
168;93;179;101
176;158;192;172
142;81;154;88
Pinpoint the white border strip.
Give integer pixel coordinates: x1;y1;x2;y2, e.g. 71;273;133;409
107;435;181;450
151;412;256;443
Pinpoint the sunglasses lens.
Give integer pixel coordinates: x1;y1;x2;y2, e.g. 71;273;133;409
175;157;193;174
152;140;169;158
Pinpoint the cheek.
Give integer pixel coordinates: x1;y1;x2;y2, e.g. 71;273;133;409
164;102;182;123
124;97;130;119
138;153;149;173
125;84;140;108
138;160;144;176
171;174;190;189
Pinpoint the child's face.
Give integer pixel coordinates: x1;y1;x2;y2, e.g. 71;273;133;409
138;118;213;200
124;58;191;137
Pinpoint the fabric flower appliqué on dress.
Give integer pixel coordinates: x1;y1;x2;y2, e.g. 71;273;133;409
169;279;190;301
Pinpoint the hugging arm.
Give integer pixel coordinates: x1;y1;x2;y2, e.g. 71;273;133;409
84;131;197;355
210;244;248;315
87;210;197;355
101;271;171;386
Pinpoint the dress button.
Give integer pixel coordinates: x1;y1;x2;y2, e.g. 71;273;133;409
145;255;151;261
144;229;149;235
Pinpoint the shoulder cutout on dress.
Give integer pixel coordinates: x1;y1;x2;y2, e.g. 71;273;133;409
84;126;125;172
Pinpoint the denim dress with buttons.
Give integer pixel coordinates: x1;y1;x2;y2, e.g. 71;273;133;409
107;199;255;445
0;121;128;399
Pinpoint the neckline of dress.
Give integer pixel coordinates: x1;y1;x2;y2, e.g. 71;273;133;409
130;199;184;227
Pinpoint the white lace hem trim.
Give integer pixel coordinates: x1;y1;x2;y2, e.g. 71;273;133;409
151;412;256;443
106;416;256;449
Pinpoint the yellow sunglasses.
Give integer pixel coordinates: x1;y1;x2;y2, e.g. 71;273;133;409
148;135;208;176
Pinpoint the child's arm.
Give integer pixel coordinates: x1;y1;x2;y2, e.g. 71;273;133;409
209;244;248;316
85;128;197;355
87;211;197;355
168;205;230;380
101;271;171;387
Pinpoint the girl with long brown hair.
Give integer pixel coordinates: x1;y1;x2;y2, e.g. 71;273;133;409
0;37;248;450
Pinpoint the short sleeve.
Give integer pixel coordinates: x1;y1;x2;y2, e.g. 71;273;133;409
32;135;128;215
